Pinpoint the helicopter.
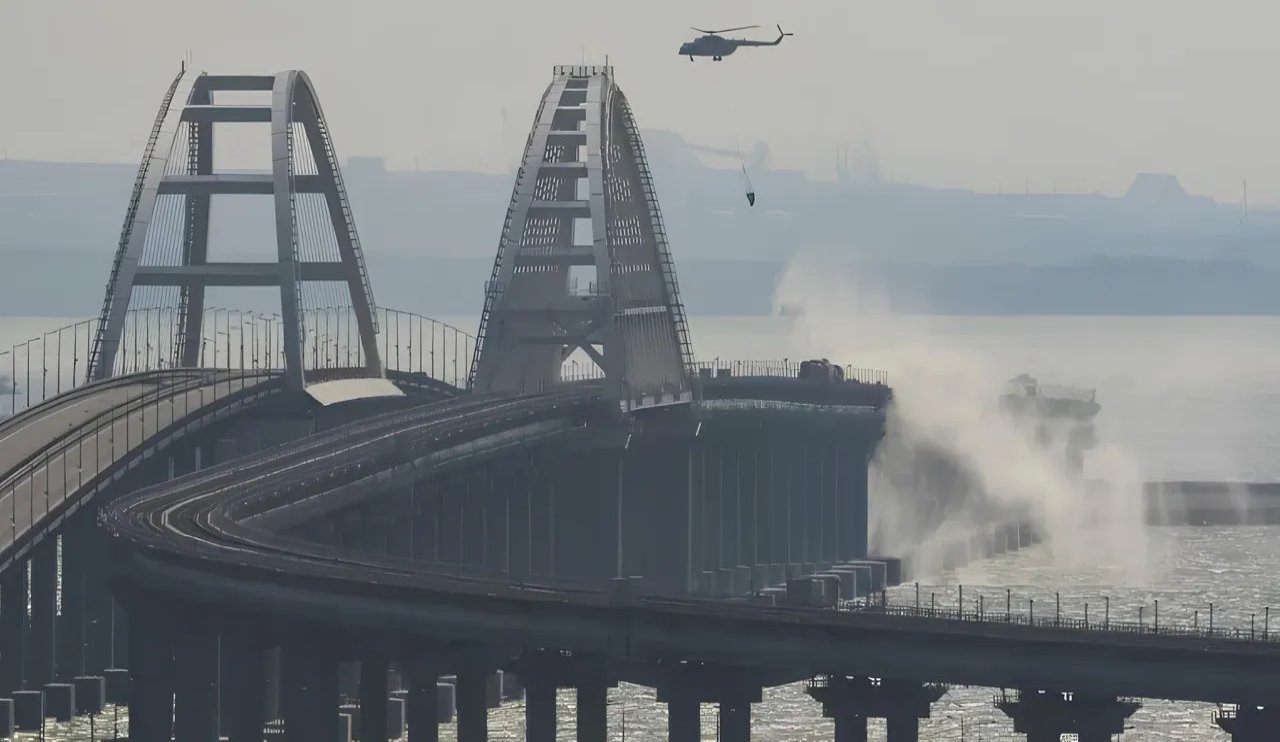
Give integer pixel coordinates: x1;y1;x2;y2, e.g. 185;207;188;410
679;25;793;61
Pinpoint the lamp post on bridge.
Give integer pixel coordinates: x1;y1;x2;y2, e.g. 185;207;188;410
26;336;39;409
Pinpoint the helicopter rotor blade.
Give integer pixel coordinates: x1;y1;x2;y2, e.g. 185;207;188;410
692;25;760;35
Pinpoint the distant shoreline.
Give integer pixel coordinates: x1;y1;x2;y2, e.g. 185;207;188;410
3;250;1279;318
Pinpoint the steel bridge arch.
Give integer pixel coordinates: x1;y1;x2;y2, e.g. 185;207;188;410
470;66;694;410
88;67;383;391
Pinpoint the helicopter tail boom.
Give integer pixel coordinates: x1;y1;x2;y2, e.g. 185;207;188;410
733;24;794;47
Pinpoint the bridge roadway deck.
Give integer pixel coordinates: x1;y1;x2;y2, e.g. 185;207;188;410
0;369;278;568
103;387;1280;707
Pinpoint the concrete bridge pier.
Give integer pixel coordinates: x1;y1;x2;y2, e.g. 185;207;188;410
29;537;57;689
360;653;391;741
655;665;763;742
620;439;692;595
220;625;268;742
552;450;620;585
57;521;88;681
173;612;220;742
577;681;611;742
995;689;1139;742
282;633;340;742
403;657;440;742
718;698;753;742
695;441;722;594
806;676;947;742
0;557;28;695
456;668;491;742
510;649;619;742
126;592;176;742
666;692;701;742
523;673;556;742
1214;704;1280;741
831;442;868;564
410;479;440;563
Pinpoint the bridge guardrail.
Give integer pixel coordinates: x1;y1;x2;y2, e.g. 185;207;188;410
0;370;278;566
554;360;891;387
0;307;473;420
691;360;888;386
841;591;1280;645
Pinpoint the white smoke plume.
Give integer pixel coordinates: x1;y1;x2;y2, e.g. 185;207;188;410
771;253;1156;580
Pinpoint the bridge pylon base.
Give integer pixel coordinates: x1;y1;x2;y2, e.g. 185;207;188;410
996;689;1139;741
1215;704;1280;741
806;676;947;742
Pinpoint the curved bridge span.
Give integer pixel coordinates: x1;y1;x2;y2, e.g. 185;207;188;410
102;382;1280;742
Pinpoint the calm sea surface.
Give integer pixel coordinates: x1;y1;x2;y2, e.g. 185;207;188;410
4;313;1276;740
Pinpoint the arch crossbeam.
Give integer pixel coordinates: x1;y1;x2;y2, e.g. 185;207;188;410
88;68;382;391
470;66;694;410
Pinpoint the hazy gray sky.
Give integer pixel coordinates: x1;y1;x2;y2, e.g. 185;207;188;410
3;0;1280;203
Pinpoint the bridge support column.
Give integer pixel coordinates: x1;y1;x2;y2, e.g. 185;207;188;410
885;713;920;742
456;669;489;742
358;655;386;742
508;466;532;581
58;525;87;680
461;478;485;569
577;681;609;742
657;666;762;742
173;615;220;742
29;538;57;688
819;442;838;565
753;439;773;570
719;699;752;742
768;440;789;576
832;711;868;742
739;440;760;573
384;488;415;558
439;482;463;568
482;472;508;575
411;480;439;563
849;443;870;560
403;658;439;742
721;444;741;584
526;460;553;580
667;692;700;742
619;439;693;595
221;628;267;742
995;690;1138;742
1216;704;1280;741
0;561;28;695
787;441;805;571
512;649;618;742
127;595;175;742
524;674;556;742
697;442;721;593
361;654;391;742
283;638;339;742
553;451;618;585
807;677;946;742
